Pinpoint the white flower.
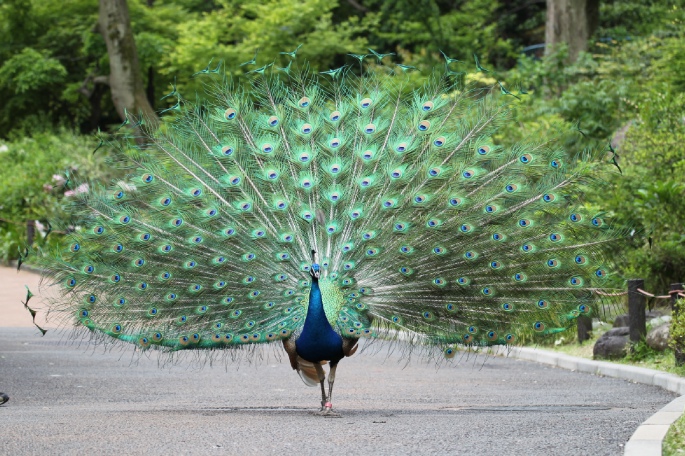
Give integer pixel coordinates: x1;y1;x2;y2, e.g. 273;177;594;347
35;221;46;237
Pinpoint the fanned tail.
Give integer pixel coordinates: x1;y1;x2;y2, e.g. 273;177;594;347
34;55;623;361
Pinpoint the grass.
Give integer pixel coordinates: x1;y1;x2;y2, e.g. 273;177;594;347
665;416;685;455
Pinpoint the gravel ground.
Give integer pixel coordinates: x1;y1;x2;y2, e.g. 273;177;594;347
0;327;676;456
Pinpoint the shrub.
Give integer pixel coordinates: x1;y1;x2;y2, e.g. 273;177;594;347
0;129;114;262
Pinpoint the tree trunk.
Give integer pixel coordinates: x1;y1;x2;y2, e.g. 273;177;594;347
545;0;599;62
88;82;107;132
146;66;155;109
99;0;158;127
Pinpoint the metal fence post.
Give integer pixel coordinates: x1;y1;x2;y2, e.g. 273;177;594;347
628;279;646;343
671;282;685;366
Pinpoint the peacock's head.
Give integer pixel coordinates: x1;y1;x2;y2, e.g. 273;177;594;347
310;263;321;280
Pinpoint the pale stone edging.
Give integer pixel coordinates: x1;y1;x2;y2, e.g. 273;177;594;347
495;346;685;456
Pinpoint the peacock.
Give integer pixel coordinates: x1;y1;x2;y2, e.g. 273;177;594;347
32;49;621;416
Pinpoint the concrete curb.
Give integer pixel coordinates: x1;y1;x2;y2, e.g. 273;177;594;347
496;346;685;456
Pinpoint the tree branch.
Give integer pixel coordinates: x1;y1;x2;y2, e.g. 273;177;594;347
346;0;367;12
77;74;110;98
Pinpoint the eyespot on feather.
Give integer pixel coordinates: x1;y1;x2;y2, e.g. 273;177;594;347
224;108;237;120
477;145;490;155
298;97;311;108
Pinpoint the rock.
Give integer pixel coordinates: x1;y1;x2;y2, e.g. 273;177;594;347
649;315;672;327
594;327;630;359
646;323;670;351
613;314;629;328
613;310;665;328
646;309;664;319
604;326;630;337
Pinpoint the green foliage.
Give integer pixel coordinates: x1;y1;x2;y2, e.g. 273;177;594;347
600;42;685;289
0;48;67;94
0;0;567;137
0;130;114;261
502;23;685;290
664;408;685;455
0;47;69;133
358;0;515;68
626;339;659;362
0;224;22;264
598;0;683;38
165;0;368;94
670;299;685;353
0;0;102;134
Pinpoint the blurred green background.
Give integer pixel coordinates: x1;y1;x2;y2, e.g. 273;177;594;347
0;0;683;290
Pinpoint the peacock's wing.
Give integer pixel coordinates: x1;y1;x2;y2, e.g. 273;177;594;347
37;62;621;356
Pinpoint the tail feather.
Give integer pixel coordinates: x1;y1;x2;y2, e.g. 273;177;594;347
296;357;326;387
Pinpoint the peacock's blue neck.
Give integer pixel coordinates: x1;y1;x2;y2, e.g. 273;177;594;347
295;277;344;363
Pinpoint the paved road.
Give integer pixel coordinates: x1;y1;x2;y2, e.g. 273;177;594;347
0;327;676;456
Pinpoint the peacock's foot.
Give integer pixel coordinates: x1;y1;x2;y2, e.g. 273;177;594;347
312;402;341;417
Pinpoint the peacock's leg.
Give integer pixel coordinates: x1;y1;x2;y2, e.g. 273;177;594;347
314;363;327;410
315;363;341;417
312;362;341;417
327;363;338;407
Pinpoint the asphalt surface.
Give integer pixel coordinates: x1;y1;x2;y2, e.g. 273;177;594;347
0;327;676;456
